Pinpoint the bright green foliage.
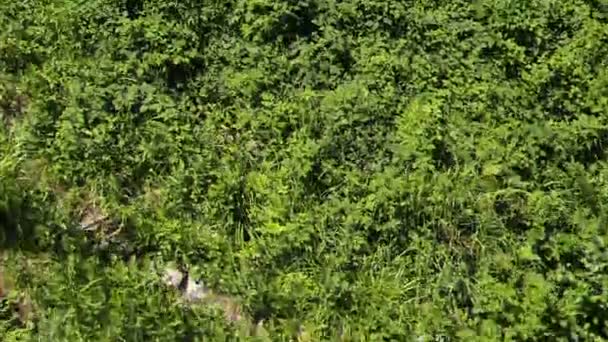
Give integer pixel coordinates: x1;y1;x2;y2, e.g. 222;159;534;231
1;0;608;340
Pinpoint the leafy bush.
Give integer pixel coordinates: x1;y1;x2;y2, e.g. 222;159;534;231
1;0;608;340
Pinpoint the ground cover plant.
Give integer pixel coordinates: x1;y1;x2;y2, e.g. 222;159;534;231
1;0;608;340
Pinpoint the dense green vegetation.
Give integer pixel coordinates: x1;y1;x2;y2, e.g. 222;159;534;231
1;0;608;340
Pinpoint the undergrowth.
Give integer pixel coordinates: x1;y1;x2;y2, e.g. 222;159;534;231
1;0;608;340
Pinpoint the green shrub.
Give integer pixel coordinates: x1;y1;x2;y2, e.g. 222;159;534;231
1;0;608;340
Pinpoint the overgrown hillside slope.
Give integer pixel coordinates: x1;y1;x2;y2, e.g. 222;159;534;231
1;0;608;340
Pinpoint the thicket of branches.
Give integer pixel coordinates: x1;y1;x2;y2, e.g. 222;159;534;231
1;0;608;340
